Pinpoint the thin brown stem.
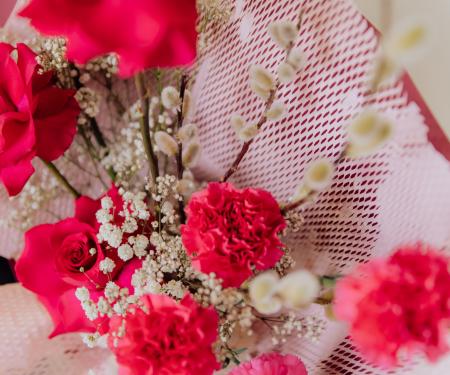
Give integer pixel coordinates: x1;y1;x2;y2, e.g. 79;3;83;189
280;197;308;215
105;77;127;116
63;155;98;178
134;72;159;186
176;74;189;224
41;159;81;198
222;11;303;182
222;89;277;182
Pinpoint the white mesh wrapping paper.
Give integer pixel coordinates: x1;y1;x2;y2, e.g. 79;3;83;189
1;0;450;374
0;283;117;374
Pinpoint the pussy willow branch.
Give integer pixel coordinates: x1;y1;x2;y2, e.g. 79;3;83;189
281;147;346;214
41;158;81;198
222;89;277;182
222;11;303;182
134;72;159;186
176;74;188;224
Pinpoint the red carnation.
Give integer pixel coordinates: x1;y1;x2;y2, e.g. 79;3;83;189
334;244;450;367
108;293;220;375
181;182;286;287
15;186;143;337
19;0;198;77
0;43;79;196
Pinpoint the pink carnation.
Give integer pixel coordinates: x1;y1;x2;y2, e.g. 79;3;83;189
19;0;198;77
334;244;450;367
230;353;308;375
108;294;220;375
181;182;286;287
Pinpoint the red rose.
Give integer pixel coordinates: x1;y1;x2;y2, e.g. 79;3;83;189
0;43;79;196
15;186;142;337
108;293;220;375
334;244;450;367
181;182;286;287
19;0;198;77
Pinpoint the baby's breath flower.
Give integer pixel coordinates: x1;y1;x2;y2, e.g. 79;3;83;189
82;332;101;348
118;244;134;261
75;287;90;302
75;87;100;118
105;281;120;301
99;257;116;274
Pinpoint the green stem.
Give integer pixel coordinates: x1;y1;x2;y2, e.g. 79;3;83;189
41;159;81;198
134;72;159;186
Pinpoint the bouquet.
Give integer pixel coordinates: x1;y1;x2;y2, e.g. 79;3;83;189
1;0;449;374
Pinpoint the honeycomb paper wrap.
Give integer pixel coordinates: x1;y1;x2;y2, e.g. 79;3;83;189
1;0;450;374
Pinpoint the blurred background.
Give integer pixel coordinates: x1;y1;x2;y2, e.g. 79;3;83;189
355;0;450;138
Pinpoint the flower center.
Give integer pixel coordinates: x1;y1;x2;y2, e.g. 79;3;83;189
57;232;97;273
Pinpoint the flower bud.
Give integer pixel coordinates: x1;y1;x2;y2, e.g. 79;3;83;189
177;178;196;197
250;80;271;100
278;62;296;84
373;22;428;86
266;100;286;121
237;123;259;142
277;270;320;308
269;20;297;49
254;297;283;315
249;272;280;303
161;86;180;110
182;169;194;181
249;65;275;99
347;111;394;157
155;131;178;156
182;142;201;168
384;21;428;65
182;89;193;117
230;114;246;133
303;159;335;192
177;123;199;143
288;48;304;71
